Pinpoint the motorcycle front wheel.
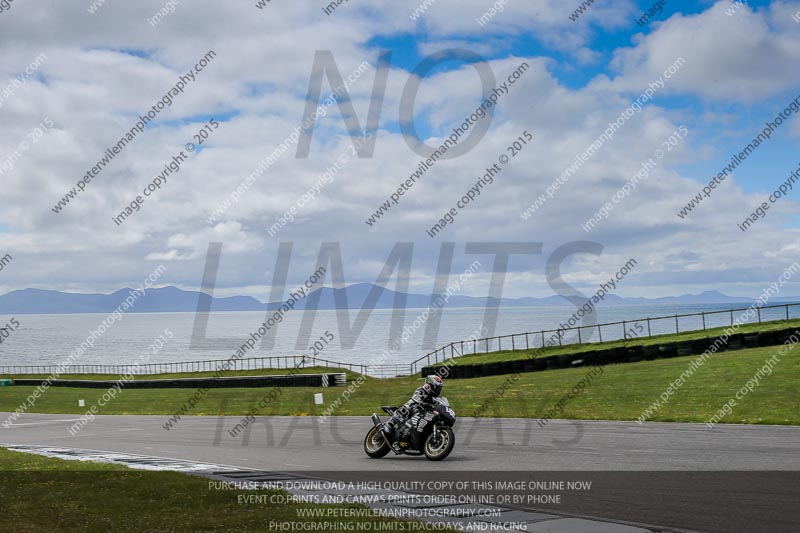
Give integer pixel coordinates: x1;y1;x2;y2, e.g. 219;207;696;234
364;426;391;458
423;427;455;461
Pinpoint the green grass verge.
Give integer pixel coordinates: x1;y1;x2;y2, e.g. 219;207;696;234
0;447;435;532
1;344;797;424
435;318;800;365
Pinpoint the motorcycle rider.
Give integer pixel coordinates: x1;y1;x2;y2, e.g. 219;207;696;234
382;374;443;447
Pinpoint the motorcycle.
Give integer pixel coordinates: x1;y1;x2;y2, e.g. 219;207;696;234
364;396;456;461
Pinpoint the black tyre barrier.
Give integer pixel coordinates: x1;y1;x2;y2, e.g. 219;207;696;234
775;327;799;345
544;356;560;369
676;340;693;357
13;373;346;389
461;365;478;379
626;345;645;363
522;359;537;372
429;365;460;379
607;347;628;363
557;354;575;368
786;325;800;336
727;334;744;350
743;333;760;348
576;350;599;367
534;357;549;371
595;351;612;366
442;365;458;379
643;344;661;360
500;361;516;374
512;360;525;373
487;362;502;376
757;330;779;347
438;365;454;378
691;338;715;355
569;358;587;368
770;330;789;345
658;342;678;358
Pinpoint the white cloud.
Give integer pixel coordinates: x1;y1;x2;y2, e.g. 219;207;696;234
0;0;797;301
607;1;800;102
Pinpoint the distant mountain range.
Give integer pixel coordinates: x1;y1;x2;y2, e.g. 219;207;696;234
0;284;792;314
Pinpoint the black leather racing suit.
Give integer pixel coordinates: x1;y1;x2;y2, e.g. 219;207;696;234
384;386;434;437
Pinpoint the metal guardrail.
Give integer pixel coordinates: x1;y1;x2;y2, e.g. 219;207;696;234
409;302;800;374
0;356;403;379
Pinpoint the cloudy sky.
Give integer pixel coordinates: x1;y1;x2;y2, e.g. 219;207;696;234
1;0;799;301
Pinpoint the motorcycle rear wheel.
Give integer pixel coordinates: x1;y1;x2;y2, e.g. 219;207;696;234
423;427;455;461
364;426;391;458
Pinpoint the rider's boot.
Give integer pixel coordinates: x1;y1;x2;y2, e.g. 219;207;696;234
381;426;402;454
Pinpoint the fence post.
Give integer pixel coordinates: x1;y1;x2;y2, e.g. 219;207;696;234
730;310;734;326
541;331;545;348
557;330;562;346
622;320;627;340
598;325;603;343
786;304;790;320
675;315;679;334
577;327;582;344
701;312;706;330
512;335;515;350
757;307;762;324
525;333;529;349
646;318;651;337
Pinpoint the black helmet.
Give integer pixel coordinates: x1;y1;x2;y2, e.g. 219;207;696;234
424;375;443;396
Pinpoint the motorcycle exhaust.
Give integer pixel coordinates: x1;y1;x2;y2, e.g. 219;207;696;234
371;413;382;426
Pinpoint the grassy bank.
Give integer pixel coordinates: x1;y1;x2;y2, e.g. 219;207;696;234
1;344;797;424
436;318;800;365
0;447;433;532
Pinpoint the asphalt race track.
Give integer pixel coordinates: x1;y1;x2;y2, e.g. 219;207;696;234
2;413;799;532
